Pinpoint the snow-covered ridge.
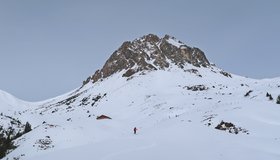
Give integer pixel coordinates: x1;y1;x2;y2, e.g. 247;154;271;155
0;89;31;111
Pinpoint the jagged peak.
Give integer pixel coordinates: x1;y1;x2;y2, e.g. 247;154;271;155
137;34;160;43
83;34;211;85
162;34;185;48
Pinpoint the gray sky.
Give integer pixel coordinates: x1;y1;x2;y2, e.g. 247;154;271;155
0;0;279;101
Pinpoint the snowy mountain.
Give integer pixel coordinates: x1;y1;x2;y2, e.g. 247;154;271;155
1;34;280;160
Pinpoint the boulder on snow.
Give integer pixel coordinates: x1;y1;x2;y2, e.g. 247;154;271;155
184;85;208;91
244;90;253;97
215;121;249;135
220;71;232;78
96;115;112;120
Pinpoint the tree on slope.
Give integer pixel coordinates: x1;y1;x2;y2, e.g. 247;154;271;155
24;122;32;133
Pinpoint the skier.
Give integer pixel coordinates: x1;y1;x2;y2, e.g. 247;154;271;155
133;127;137;134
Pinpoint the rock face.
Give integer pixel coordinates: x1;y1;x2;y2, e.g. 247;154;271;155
84;34;211;85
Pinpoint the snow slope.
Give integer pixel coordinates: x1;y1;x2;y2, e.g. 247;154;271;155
1;34;280;160
1;63;280;160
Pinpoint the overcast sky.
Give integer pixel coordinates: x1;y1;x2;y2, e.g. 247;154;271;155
0;0;279;101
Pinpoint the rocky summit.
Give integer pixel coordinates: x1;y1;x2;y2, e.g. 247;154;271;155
83;34;210;85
